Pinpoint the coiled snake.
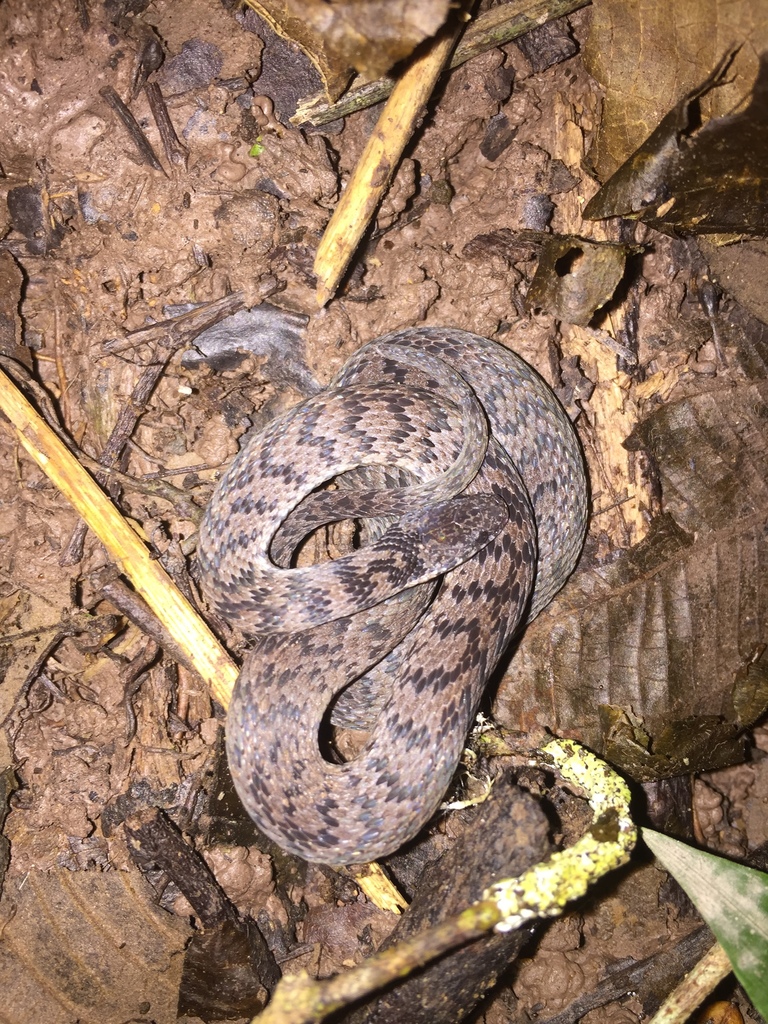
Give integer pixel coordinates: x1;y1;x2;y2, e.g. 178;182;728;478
199;327;588;864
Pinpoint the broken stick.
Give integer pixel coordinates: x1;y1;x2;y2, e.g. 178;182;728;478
313;11;468;307
0;364;238;709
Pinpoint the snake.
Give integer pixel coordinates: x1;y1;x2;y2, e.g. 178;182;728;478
198;327;588;864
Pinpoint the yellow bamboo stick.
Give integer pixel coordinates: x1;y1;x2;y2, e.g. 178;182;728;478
313;14;467;306
0;365;416;907
0;365;238;709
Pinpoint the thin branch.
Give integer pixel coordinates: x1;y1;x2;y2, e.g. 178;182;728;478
0;363;238;709
293;0;591;127
253;741;636;1024
312;6;469;304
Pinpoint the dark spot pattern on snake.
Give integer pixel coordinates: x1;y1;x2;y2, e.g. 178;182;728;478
199;328;588;864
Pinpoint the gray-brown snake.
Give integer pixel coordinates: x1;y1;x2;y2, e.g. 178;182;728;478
199;327;588;864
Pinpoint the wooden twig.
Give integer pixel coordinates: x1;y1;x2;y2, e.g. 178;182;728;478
312;10;469;306
145;81;189;169
343;862;409;914
104;291;246;355
97;571;209;677
120;638;161;743
645;941;732;1024
254;741;636;1024
99;85;166;174
258;903;501;1024
0;365;238;709
294;0;591;128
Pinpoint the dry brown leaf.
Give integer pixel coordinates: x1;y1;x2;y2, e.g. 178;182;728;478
244;0;451;102
0;868;190;1023
701;238;768;326
496;377;768;780
583;50;768;235
583;0;768;180
525;235;636;326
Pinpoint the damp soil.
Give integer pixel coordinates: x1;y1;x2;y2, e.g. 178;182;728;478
0;2;766;1023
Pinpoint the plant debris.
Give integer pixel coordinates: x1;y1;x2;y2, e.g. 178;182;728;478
242;0;452;102
0;1;766;1021
525;234;639;326
583;49;768;235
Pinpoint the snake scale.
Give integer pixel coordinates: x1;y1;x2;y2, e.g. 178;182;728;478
199;327;588;864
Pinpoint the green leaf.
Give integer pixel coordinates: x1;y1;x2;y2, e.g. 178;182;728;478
643;828;768;1017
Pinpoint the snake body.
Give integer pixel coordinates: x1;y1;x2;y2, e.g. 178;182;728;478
199;328;588;864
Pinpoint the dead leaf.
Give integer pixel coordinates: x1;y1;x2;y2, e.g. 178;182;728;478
583;0;768;180
525;234;637;325
583;49;768;235
243;0;451;102
700;238;768;327
0;768;15;898
0;868;190;1023
732;645;768;726
601;705;745;781
496;378;768;780
178;919;274;1020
